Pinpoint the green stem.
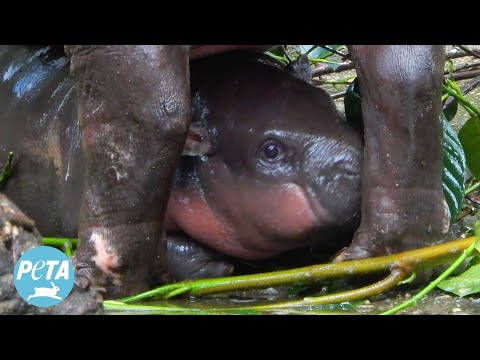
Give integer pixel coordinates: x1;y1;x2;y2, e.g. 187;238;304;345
251;270;408;311
103;301;225;314
381;235;479;315
118;237;474;303
465;181;480;195
443;85;480;118
42;237;79;247
105;271;407;314
309;58;340;65
266;53;289;65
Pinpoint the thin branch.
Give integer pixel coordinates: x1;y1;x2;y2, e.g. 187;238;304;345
312;60;354;77
447;46;480;60
444;60;480;74
331;91;347;100
312;47;480;78
456;45;480;60
446;69;480;81
317;45;350;60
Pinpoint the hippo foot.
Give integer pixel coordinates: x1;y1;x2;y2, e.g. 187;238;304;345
0;194;102;315
335;188;450;261
160;233;235;283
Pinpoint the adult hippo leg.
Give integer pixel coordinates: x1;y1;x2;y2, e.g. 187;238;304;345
338;45;449;260
65;45;190;298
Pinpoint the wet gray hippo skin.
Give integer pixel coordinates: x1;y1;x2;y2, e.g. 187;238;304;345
162;54;363;280
0;45;448;299
0;47;362;288
338;46;449;260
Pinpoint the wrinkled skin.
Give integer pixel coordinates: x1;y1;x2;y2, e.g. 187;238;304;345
0;49;362;286
336;46;449;260
163;53;363;280
0;45;448;304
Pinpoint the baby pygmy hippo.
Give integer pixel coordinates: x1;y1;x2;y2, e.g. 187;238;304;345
0;48;363;285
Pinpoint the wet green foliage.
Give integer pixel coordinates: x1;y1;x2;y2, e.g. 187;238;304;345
459;116;480;180
437;221;480;297
438;256;480;297
442;114;466;223
343;79;363;131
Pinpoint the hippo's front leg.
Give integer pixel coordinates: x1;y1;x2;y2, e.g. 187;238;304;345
338;45;449;260
65;45;190;298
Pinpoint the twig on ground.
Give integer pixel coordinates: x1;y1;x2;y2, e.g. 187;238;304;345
312;47;480;78
456;45;480;60
444;60;480;74
317;45;350;60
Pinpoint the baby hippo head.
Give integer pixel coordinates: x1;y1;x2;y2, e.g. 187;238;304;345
175;53;363;260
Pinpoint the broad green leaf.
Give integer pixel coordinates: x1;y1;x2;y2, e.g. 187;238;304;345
299;45;343;61
343;78;363;133
296;46;344;71
442;114;466;223
344;78;361;119
458;115;480;179
437;255;480;297
443;100;458;121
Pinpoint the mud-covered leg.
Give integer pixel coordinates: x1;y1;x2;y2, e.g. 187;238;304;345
338;45;449;260
157;233;235;283
65;46;190;298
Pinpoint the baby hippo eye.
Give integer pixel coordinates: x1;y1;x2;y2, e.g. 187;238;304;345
259;139;286;162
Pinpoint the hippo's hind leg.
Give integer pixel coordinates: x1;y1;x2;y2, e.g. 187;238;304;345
338;45;449;260
65;46;190;298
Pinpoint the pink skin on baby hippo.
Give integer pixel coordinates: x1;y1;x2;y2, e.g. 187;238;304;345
1;49;362;285
1;45;448;300
162;53;362;280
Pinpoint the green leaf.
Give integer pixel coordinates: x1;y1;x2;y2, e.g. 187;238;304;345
442;114;466;223
268;46;287;58
299;45;342;59
437;255;480;296
443;100;458;122
343;78;363;133
458;115;480;179
298;45;343;70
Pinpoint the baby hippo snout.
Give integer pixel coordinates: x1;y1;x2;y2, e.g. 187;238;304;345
303;129;363;227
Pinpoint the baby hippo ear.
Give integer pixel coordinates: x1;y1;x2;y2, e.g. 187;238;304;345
183;122;213;157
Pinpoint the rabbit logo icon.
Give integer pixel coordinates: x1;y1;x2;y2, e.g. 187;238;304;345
27;282;62;301
14;246;74;307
